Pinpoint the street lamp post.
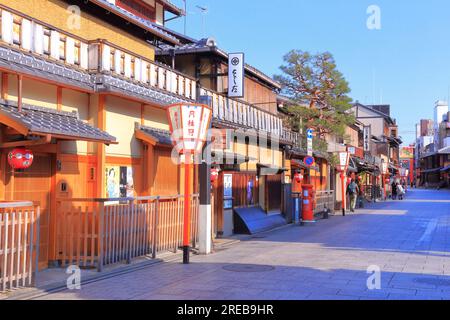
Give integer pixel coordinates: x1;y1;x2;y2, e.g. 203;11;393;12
167;103;212;264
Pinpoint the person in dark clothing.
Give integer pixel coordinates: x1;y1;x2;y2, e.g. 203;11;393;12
391;182;398;200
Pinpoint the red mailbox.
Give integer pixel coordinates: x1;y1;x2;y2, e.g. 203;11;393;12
302;184;315;223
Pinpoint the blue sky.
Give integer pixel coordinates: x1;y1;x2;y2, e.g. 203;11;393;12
167;0;450;144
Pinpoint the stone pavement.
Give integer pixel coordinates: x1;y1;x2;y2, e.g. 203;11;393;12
35;189;450;300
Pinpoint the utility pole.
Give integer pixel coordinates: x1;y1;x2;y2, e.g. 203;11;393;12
183;0;187;35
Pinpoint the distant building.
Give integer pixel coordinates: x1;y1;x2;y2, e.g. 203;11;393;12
415;101;450;187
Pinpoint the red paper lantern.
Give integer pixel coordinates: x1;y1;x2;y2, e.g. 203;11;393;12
211;168;219;183
294;173;304;183
8;148;34;169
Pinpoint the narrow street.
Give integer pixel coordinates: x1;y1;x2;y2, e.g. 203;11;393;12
37;189;450;300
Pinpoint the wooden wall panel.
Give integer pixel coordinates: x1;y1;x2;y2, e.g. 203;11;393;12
4;153;52;270
151;147;180;196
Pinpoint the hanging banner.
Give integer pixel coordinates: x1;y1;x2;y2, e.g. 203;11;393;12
363;126;371;152
228;53;244;98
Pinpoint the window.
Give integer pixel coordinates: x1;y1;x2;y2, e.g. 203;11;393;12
59;37;66;60
43;29;50;55
12;16;21;45
74;41;81;65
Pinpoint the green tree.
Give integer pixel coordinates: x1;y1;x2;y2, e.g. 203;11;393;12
275;50;355;153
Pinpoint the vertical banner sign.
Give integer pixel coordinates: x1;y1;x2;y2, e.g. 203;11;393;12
338;152;350;171
363;126;371;152
307;128;314;157
228;53;244;98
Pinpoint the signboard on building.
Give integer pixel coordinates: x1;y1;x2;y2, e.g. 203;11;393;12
400;146;414;159
381;162;388;175
363;126;371;152
223;174;233;209
228;53;244;98
347;146;356;155
307;128;314;156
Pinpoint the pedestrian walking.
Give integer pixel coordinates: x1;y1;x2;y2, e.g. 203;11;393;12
391;181;398;200
347;179;360;212
397;184;405;200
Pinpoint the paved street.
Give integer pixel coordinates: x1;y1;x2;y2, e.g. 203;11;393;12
37;189;450;300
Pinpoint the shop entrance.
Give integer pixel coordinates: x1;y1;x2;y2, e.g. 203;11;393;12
4;153;52;270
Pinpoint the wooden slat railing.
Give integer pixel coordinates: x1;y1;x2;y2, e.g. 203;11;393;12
0;5;195;101
0;5;89;69
89;40;197;101
0;201;40;293
56;194;199;272
200;87;300;146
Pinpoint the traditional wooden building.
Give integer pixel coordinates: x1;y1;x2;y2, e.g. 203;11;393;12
0;0;199;271
156;38;300;236
0;1;305;285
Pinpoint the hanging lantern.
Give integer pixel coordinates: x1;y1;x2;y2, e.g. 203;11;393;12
294;172;304;183
8;148;34;169
211;168;219;183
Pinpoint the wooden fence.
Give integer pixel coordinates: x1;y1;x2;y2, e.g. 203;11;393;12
56;195;199;271
0;201;40;292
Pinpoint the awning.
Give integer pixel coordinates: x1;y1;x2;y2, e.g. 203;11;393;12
422;168;443;174
347;157;358;173
439;146;450;154
0;100;116;145
441;165;450;172
212;151;256;165
257;163;289;175
291;159;309;169
135;123;257;164
135;123;172;146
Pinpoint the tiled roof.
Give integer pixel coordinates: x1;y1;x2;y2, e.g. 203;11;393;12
0;45;191;106
156;39;282;90
135;124;172;146
95;74;192;105
89;0;181;45
0;46;93;91
0;100;116;144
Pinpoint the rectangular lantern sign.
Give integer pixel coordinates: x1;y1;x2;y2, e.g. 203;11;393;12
228;53;244;98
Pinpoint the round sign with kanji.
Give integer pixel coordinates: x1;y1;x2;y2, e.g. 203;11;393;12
304;156;315;167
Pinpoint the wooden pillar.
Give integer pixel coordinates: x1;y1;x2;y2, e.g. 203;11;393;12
48;152;58;262
17;74;23;112
97;95;106;198
1;72;8;100
56;87;62;111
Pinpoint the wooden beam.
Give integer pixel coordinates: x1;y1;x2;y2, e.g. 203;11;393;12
0;113;29;136
135;128;157;146
0;134;51;148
